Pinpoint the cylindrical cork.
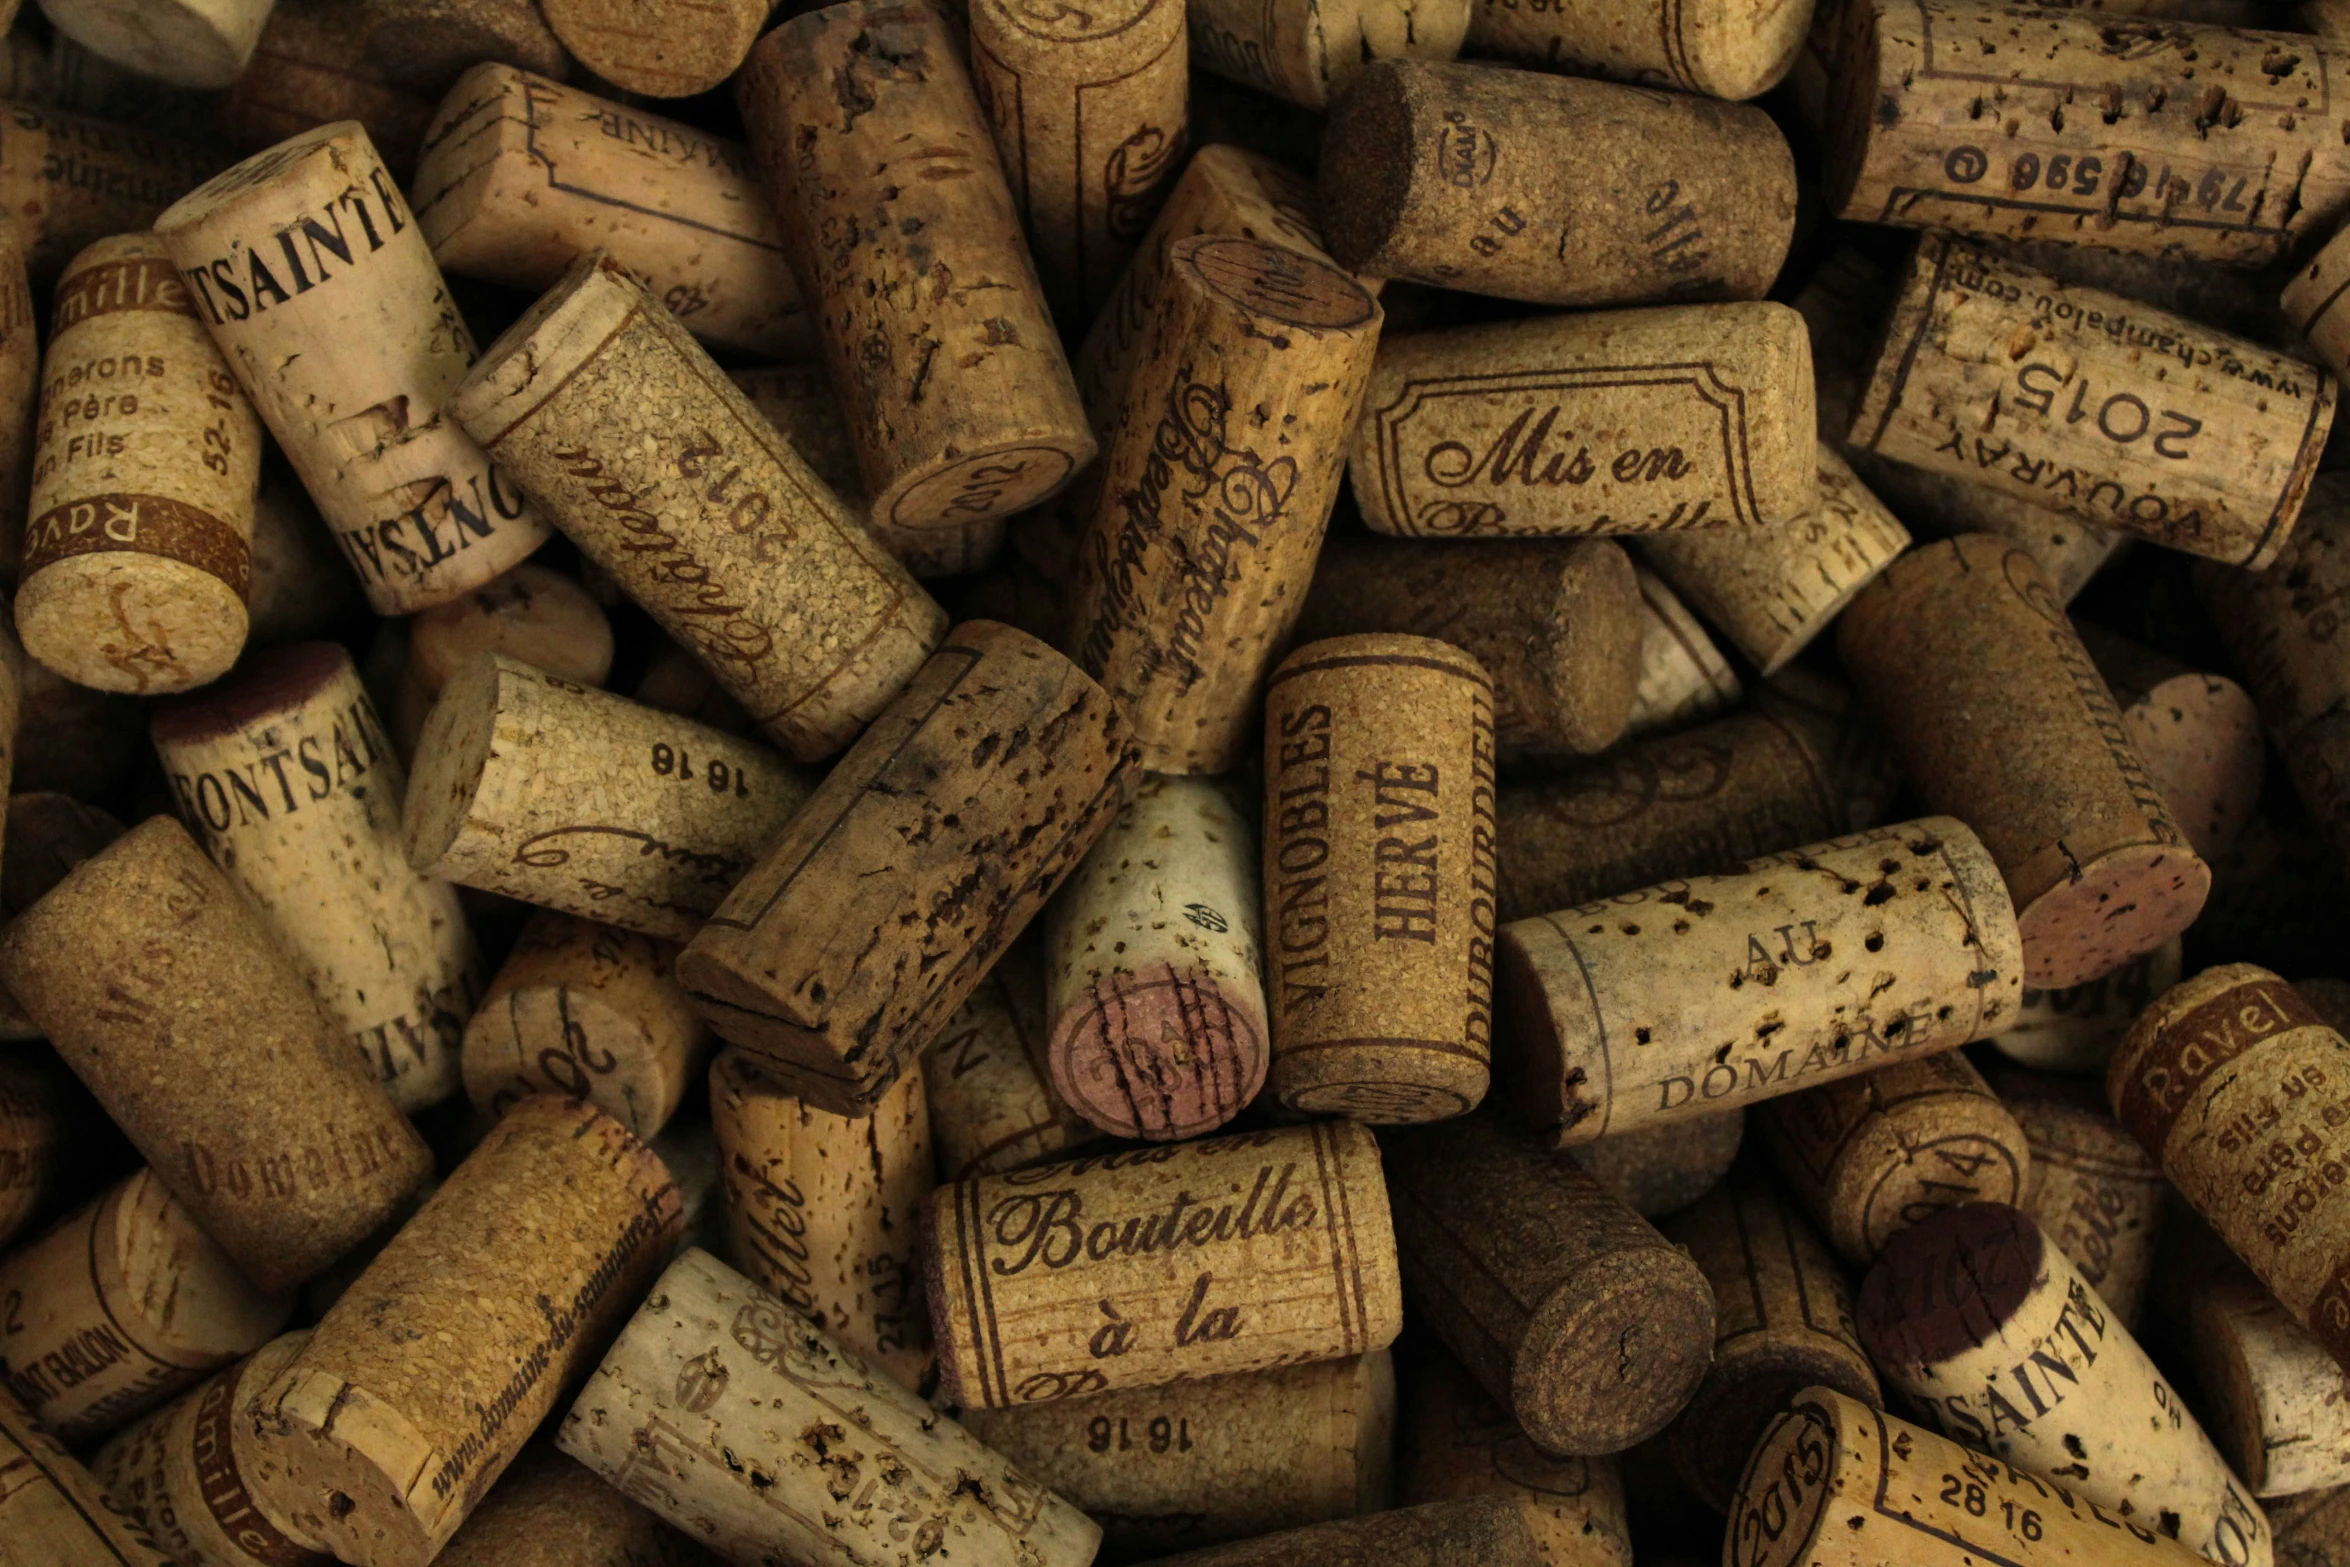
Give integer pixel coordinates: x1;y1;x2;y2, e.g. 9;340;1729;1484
153;642;481;1114
414;66;810;361
215;0;437;179
1465;0;1807;100
1752;665;1905;837
709;1048;935;1392
1573;1107;1745;1221
247;473;358;646
1839;535;2210;988
404;652;812;943
739;4;1096;569
539;0;765;97
726;363;863;504
1064;234;1381;773
1318;60;1794;306
0;103;216;282
430;1445;682;1567
1625;565;1741;736
0;816;432;1293
1661;1179;1880;1512
0;1384;173;1566
1400;1347;1632;1566
633;641;755;736
2191;1257;2350;1499
924;1120;1403;1408
36;0;268;87
1043;775;1268;1142
1989;938;2183;1076
451;251;947;758
678;621;1141;1116
962;1350;1395;1559
18;232;261;695
0;223;38;589
390;561;613;757
348;0;570;94
1859;1204;2272;1567
2078;623;2265;866
1291;537;1642;759
152;121;551;616
463;910;705;1137
1261;634;1497;1124
0;1051;62;1245
1500;817;2025;1148
1848;238;2332;569
0;793;123;1041
241;1096;682;1567
1995;1071;2169;1330
1190;0;1468;110
1348;303;1815;538
921;966;1100;1179
1143;1495;1553;1567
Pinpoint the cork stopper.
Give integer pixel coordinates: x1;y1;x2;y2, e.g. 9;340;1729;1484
539;0;767;96
1464;0;1806;100
217;0;436;179
0;1383;173;1565
1855;1203;2043;1371
1988;937;2182;1076
1573;1107;1745;1221
350;0;571;92
1997;1070;2168;1329
0;104;218;282
727;364;862;501
1188;0;1469;110
2189;1254;2350;1499
392;561;613;753
0;1050;62;1246
38;0;272;86
1625;566;1741;736
920;967;1100;1180
432;1444;679;1567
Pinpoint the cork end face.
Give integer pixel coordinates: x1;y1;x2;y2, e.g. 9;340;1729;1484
2016;841;2211;990
875;439;1089;538
1512;1243;1715;1456
1174;234;1380;335
1047;970;1269;1141
402;650;507;876
155;121;374;236
150;641;354;746
17;563;249;695
453;250;645;451
1666;1340;1876;1513
1535;540;1643;753
1492;918;1577;1141
461;987;664;1134
541;0;761;98
1316;62;1415;272
1273;1047;1489;1125
246;1370;449;1567
407;563;616;693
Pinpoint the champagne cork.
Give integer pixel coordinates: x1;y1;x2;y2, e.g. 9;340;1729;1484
739;4;1096;569
924;1120;1404;1408
1464;0;1809;100
1348;303;1815;539
0;103;216;282
1190;0;1469;110
1064;234;1382;774
35;0;269;88
1838;535;2210;988
215;0;437;180
390;561;614;757
1500;817;2025;1148
350;0;571;94
0;1384;172;1567
404;653;812;943
1997;1071;2169;1330
153;642;482;1115
1141;1495;1551;1567
1291;536;1642;759
1575;1106;1745;1221
463;910;705;1137
2078;625;2265;866
1989;938;2182;1075
677;621;1140;1116
246;473;358;647
433;1444;685;1567
1661;1179;1880;1512
1626;565;1741;736
0;816;433;1294
414;66;811;361
242;1096;682;1567
0;224;36;590
2191;1257;2350;1498
0;1052;61;1244
961;1350;1396;1558
18;232;261;695
539;0;767;98
449;251;948;759
1848;238;2333;569
921;967;1099;1180
726;363;863;502
1261;634;1497;1125
1858;1204;2272;1567
709;1048;935;1391
1318;60;1795;307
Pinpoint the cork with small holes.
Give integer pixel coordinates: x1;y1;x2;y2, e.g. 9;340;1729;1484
539;0;766;97
1466;0;1807;100
920;963;1101;1181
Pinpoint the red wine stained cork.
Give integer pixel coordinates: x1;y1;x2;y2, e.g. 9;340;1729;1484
1574;1107;1744;1221
0;223;33;589
2288;222;2350;389
1989;938;2182;1076
1189;0;1468;110
38;0;269;86
2190;1256;2350;1499
215;0;436;179
391;562;614;759
1996;1071;2169;1331
1838;534;2210;989
0;1383;173;1565
726;363;863;503
922;956;1101;1180
0;103;216;282
0;1050;62;1247
1625;565;1741;736
739;3;1096;569
2077;626;2266;866
924;1120;1404;1409
0;816;433;1293
539;0;765;97
1261;634;1497;1125
431;1444;684;1567
1465;0;1806;99
242;1096;682;1567
678;621;1141;1117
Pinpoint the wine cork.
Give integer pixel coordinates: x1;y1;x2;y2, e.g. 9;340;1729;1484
1997;1072;2169;1330
924;1120;1403;1408
726;363;862;502
0;1053;59;1245
35;0;269;88
450;252;948;759
405;653;812;943
677;621;1140;1116
1626;565;1741;736
0;816;433;1293
1143;1495;1551;1567
0;103;216;282
0;1384;172;1566
739;4;1096;569
2191;1257;2350;1499
921;967;1099;1180
431;1444;688;1567
0;224;35;591
1753;666;1905;834
2079;625;2265;866
1988;938;2183;1076
0;794;124;1041
2287;224;2350;390
539;0;766;97
1292;536;1642;760
1261;634;1497;1124
1661;1179;1880;1512
350;0;570;94
1838;534;2210;988
391;561;614;756
414;66;810;361
632;642;754;737
1465;0;1808;100
1859;1203;2272;1567
961;1350;1395;1558
215;0;437;180
463;910;705;1137
246;473;358;647
1348;302;1815;539
1574;1107;1745;1221
709;1048;935;1391
1318;60;1794;306
1864;460;2125;606
242;1096;682;1567
1190;0;1468;110
153;642;482;1114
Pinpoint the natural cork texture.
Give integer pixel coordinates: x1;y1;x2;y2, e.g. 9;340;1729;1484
243;1096;681;1567
1348;303;1815;538
1575;1106;1746;1221
924;1121;1403;1408
561;1245;1103;1565
727;363;864;503
0;223;35;588
1466;0;1808;100
404;653;811;943
0;816;432;1293
1318;59;1794;305
1262;634;1497;1125
2079;624;2265;866
1839;535;2210;988
1998;1071;2169;1330
1848;237;2332;569
0;1384;172;1566
40;0;268;86
0;103;215;282
415;65;810;360
678;621;1141;1117
1189;0;1469;109
432;1444;679;1567
390;560;614;756
451;251;947;760
540;0;766;97
1858;1204;2271;1567
2191;1256;2350;1498
1386;1114;1714;1456
0;1169;291;1444
1989;937;2182;1076
1292;537;1642;759
2288;221;2350;388
2273;1490;2350;1567
1064;234;1381;774
348;0;571;95
153;641;480;1114
216;0;435;180
962;1350;1395;1559
1752;666;1905;840
1044;774;1268;1142
710;1049;935;1392
0;1051;61;1247
921;965;1100;1180
1626;565;1740;735
740;4;1096;567
0;793;122;1042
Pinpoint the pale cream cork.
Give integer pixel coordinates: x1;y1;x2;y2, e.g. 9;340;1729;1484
246;473;359;647
2078;624;2266;867
1466;0;1809;100
404;652;812;943
1574;1106;1745;1221
921;965;1100;1181
215;0;436;179
1995;1072;2168;1330
1988;937;2182;1077
0;102;215;282
0;1383;173;1566
432;1444;691;1567
0;224;36;589
18;232;260;695
0;1051;61;1246
540;0;768;97
390;560;613;757
2192;1256;2350;1498
1191;0;1468;109
725;363;863;503
1625;565;1741;737
35;0;269;88
450;250;948;760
